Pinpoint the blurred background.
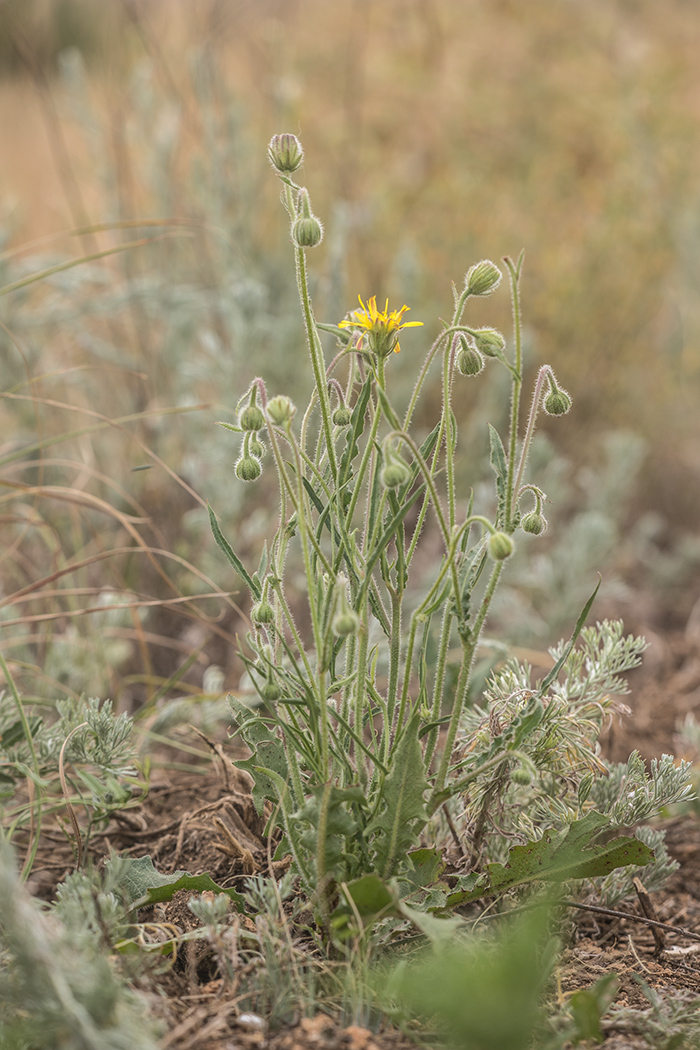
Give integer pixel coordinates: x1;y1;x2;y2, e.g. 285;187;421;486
1;0;699;716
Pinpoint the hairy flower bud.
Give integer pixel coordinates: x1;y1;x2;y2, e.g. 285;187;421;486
251;599;274;624
268;133;304;173
332;404;352;427
488;531;515;561
521;511;548;536
456;336;484;376
510;765;532;786
261;680;282;703
332;574;359;637
248;435;266;459
267;395;296;425
465;259;502;297
292;188;323;248
381;445;411;489
472;327;506;358
239;404;265;432
332;609;360;637
235;454;262;481
543;388;572;416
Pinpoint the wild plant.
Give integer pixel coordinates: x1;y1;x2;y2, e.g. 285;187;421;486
212;135;692;930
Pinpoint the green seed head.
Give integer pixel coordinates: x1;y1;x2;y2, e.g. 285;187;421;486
488;531;515;561
268;133;304;173
510;765;532;786
235;454;262;482
465;259;502;297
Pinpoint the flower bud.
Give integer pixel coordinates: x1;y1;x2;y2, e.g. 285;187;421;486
381;445;411;489
456;337;485;377
510;765;532;786
488;531;515;561
267;395;296;425
542;387;572;416
472;327;506;358
465;260;502;297
235;454;262;482
251;599;274;624
521;511;548;536
292;188;323;248
332;609;360;637
261;680;282;703
248;435;266;459
332;573;360;637
267;133;304;173
239;404;265;432
332;404;352;427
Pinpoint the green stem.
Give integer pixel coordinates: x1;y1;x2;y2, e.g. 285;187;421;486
424;604;454;769
431;559;504;803
285;184;338;483
0;652;43;880
503;254;524;531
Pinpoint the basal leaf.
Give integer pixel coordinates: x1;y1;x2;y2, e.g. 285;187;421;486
367;709;429;879
117;854;246;912
447;811;654;905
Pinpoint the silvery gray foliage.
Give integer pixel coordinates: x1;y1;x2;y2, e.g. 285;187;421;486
588;751;694;827
0;842;160;1050
458;621;692;891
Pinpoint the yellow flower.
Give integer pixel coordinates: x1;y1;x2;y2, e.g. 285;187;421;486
338;295;423;357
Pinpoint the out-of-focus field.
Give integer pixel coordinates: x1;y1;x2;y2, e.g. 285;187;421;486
1;0;700;705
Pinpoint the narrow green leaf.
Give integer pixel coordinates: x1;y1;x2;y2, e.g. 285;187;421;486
208;503;261;599
339;377;372;488
488;423;508;480
538;577;601;695
367;709;429;879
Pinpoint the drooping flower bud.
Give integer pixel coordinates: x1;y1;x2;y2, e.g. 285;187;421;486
380;443;412;489
471;327;506;358
235;454;262;481
248;435;266;459
543;387;573;416
267;395;296;425
521;511;548;536
488;531;515;561
239;403;265;432
332;403;352;427
332;574;360;637
455;335;484;376
268;133;304;173
292;188;324;248
465;260;502;297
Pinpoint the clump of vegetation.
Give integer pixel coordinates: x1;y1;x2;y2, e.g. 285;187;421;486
214;135;690;936
1;110;697;1047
